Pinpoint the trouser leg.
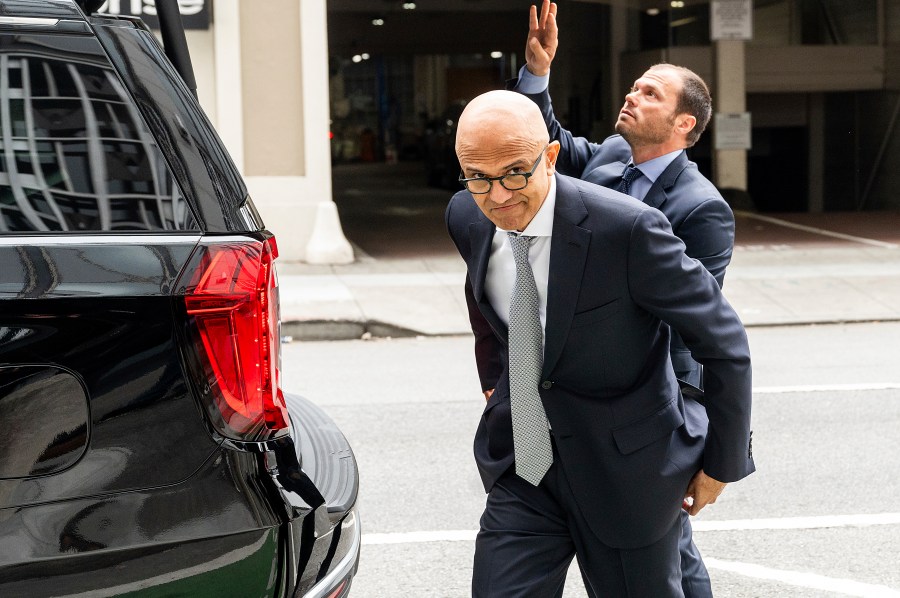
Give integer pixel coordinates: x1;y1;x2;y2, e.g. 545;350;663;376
679;509;713;597
472;469;575;598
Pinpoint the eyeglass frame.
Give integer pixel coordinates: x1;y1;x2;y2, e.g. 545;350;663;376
458;145;549;194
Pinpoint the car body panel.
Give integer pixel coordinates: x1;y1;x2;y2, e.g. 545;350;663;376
0;2;360;595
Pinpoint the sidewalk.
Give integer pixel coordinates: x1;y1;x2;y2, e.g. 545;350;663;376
279;211;900;341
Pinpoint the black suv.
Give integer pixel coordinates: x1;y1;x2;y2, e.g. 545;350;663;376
0;1;359;596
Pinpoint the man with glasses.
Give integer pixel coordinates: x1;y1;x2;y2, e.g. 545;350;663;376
514;3;736;594
446;89;754;596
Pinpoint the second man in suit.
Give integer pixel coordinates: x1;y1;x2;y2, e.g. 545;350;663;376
513;3;736;594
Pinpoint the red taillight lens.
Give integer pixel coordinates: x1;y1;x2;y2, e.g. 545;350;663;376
182;236;288;440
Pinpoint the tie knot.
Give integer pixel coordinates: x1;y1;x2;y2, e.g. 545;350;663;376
508;233;534;263
622;165;642;184
617;164;643;196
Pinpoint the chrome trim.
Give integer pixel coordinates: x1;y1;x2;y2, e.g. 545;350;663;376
302;509;361;598
0;17;59;26
0;234;202;246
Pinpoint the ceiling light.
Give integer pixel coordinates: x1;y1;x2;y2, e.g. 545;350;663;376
372;18;384;25
352;55;363;63
361;53;370;60
490;51;503;59
647;8;660;16
402;2;416;9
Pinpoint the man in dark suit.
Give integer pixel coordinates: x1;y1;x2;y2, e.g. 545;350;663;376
511;3;736;594
446;89;754;596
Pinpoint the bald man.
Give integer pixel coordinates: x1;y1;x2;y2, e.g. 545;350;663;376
445;90;754;596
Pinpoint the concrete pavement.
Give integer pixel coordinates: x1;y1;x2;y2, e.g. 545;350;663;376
278;209;900;341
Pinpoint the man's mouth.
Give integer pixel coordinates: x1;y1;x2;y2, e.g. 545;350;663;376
619;108;635;120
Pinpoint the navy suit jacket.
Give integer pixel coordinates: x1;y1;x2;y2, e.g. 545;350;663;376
518;86;735;389
445;174;754;549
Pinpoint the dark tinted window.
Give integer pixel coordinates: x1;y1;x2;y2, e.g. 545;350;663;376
0;37;198;232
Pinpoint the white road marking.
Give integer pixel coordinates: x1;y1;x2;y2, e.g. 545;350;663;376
363;515;900;594
754;382;900;394
363;529;477;546
362;513;900;546
692;512;900;531
735;211;900;249
704;558;900;597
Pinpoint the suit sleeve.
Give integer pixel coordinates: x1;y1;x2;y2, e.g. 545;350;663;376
627;208;754;483
675;196;735;289
509;80;602;179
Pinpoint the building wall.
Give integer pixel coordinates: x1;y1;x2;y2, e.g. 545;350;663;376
238;1;305;177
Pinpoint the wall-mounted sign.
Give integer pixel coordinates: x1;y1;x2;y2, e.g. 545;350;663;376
714;112;752;151
97;0;210;30
710;0;752;41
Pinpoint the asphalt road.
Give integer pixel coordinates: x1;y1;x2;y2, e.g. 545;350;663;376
282;322;900;597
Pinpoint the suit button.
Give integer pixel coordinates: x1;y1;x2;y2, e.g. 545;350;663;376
541;381;553;389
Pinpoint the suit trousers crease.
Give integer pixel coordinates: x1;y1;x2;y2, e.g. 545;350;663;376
472;441;685;598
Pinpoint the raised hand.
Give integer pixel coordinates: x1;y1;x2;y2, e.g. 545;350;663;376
525;0;558;77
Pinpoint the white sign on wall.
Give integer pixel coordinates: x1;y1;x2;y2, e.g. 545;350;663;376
714;112;752;151
710;0;753;41
98;0;210;29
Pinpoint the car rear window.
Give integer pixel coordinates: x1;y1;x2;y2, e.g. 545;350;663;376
0;33;198;232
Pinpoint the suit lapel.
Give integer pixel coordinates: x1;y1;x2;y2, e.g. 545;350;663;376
468;218;507;340
643;150;688;209
468;218;494;302
543;176;591;377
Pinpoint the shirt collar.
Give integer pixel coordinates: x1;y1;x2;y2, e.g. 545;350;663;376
630;148;683;184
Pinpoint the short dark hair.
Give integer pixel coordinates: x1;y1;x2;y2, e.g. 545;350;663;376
651;64;712;147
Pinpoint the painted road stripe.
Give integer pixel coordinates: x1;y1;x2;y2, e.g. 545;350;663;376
735;211;900;249
755;382;900;394
363;529;477;546
362;513;900;546
704;558;900;597
692;512;900;532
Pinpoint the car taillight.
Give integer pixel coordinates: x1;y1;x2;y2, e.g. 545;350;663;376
181;236;288;441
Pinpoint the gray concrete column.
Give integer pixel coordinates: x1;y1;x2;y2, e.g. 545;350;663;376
215;0;352;264
712;39;748;191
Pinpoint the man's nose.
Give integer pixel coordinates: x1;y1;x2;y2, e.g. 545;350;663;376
624;91;637;106
489;180;514;203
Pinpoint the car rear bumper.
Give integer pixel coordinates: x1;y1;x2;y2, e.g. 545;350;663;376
301;507;360;598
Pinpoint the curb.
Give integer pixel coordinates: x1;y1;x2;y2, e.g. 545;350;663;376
283;315;900;342
282;319;427;342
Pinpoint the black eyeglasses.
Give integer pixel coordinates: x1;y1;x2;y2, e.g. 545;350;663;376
458;146;548;194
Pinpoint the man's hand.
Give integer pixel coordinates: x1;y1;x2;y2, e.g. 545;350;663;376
483;388;494;402
525;1;558;77
683;469;727;516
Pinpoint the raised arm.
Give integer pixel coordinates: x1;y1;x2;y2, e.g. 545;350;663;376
525;1;558;77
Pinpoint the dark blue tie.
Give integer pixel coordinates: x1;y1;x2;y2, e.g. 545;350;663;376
617;164;643;196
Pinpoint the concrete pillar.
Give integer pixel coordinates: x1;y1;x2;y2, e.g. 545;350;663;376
807;93;825;212
712;39;748;190
215;0;352;264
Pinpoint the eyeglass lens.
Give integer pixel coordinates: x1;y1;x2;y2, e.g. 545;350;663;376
466;174;528;193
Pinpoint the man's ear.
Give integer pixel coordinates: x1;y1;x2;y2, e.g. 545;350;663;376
545;141;561;175
675;114;697;139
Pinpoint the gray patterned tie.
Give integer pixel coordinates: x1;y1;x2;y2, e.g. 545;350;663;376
507;233;553;486
617;164;643;196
